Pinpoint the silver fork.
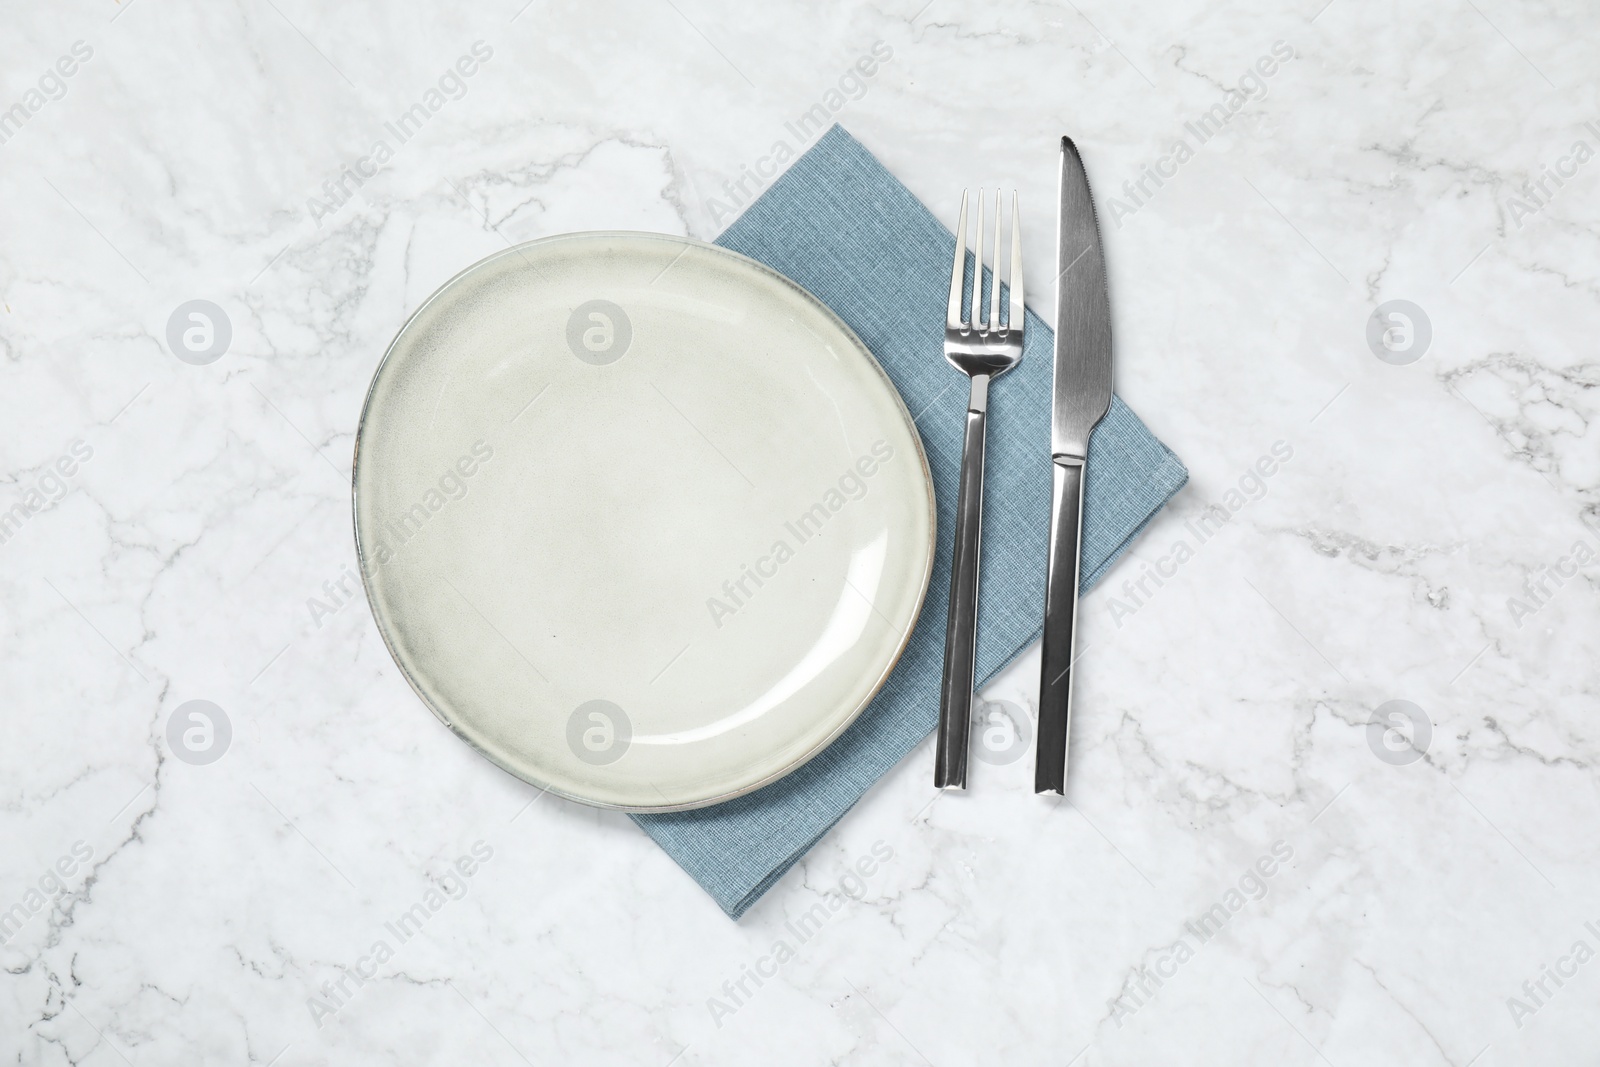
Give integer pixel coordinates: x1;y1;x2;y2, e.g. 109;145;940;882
935;188;1024;790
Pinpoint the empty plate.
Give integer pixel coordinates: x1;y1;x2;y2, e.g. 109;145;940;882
353;232;934;810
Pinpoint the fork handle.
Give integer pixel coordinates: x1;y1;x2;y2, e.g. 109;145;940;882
935;373;991;789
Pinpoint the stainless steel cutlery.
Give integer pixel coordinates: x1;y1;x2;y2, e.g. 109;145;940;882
1035;136;1113;796
934;138;1111;796
934;188;1024;790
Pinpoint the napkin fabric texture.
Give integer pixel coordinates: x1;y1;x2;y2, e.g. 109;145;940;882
633;126;1187;918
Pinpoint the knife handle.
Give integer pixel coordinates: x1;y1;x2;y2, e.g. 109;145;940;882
1035;458;1086;794
935;375;991;789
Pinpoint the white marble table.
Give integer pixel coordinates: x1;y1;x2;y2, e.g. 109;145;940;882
3;1;1597;1063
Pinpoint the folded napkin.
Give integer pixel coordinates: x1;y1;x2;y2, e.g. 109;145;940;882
633;126;1187;918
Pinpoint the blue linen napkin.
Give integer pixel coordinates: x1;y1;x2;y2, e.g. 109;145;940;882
633;126;1187;918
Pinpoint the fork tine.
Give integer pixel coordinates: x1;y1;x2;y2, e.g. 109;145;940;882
989;189;1002;335
972;189;985;329
947;190;968;329
1008;192;1023;332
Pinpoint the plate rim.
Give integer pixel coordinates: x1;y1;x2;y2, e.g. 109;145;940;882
351;230;936;812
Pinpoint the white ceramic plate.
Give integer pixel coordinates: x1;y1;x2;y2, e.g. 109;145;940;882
354;232;935;811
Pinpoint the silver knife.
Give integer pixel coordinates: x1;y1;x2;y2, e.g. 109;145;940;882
1036;136;1113;795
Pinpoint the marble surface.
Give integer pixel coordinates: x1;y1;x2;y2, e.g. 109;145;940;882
2;0;1597;1063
